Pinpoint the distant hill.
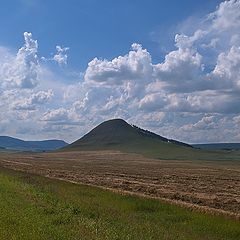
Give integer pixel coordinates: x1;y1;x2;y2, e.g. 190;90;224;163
193;143;240;151
0;136;68;151
63;119;197;159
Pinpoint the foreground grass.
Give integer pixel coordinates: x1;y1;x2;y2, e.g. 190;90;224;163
0;167;239;240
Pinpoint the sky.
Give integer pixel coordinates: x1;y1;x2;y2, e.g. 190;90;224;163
0;0;240;144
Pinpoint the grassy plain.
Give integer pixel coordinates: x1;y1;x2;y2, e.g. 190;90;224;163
0;151;239;217
0;166;240;240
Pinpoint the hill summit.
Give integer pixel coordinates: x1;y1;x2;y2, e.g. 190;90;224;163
64;119;193;158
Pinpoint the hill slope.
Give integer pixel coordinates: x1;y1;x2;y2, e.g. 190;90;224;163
64;119;198;159
0;136;68;151
67;119;191;148
64;119;240;160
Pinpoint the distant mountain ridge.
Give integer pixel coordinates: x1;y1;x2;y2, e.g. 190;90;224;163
193;143;240;150
63;119;194;158
0;136;68;151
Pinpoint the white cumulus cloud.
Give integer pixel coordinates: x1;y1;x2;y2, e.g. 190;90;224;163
53;45;69;66
0;32;39;89
2;0;240;143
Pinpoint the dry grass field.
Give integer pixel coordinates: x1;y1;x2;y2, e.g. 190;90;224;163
0;150;239;219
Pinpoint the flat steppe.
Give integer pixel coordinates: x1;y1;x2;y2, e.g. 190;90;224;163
0;150;239;219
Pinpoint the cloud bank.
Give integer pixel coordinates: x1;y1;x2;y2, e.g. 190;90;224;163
1;0;240;143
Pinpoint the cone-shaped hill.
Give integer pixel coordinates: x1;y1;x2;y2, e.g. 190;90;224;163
63;119;197;159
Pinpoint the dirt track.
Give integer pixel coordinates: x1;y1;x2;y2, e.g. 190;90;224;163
0;151;239;219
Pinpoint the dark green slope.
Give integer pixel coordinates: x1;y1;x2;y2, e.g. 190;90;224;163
64;119;197;159
64;119;240;160
66;119;191;148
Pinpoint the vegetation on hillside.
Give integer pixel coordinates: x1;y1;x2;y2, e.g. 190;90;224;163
64;119;240;161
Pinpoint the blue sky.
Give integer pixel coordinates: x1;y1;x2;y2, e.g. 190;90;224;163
0;0;221;69
0;0;240;143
